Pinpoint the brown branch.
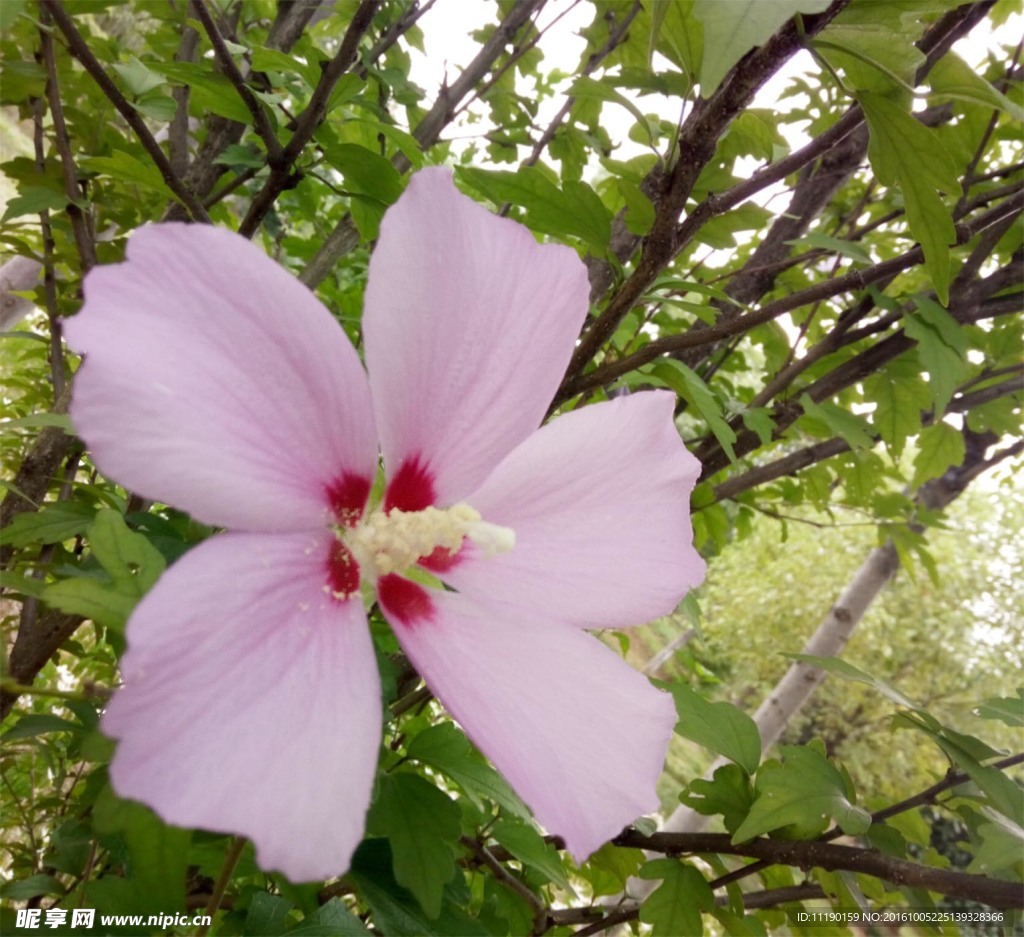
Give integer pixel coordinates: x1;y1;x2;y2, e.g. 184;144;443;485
461;836;546;935
39;10;95;272
300;0;547;288
612;831;1022;908
190;0;282;160
41;0;210;222
520;1;642;172
238;0;382;237
565;0;853;380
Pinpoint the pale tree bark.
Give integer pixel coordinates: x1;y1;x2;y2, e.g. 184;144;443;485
623;429;1021;900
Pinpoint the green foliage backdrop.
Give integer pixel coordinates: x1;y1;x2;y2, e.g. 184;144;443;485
1;0;1021;934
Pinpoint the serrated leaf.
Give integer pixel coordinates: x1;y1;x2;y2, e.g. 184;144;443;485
649;360;737;463
967;818;1024;876
667;683;761;774
912;422;965;489
79;151;175;199
732;745;871;842
0;499;96;548
639;861;714;937
800;394;875;450
367;773;460;918
571;76;653;145
903;298;967;414
680;763;755;835
2;186;70;222
859;93;962;303
865;362;930;457
741;407;776;446
693;0;831;92
457;167;611;253
405;723;529;819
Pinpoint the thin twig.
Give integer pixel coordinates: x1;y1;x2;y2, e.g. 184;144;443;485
42;0;210;222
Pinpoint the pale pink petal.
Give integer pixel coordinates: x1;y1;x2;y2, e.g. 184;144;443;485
65;224;377;532
362;169;590;509
381;588;676;860
443;392;705;628
103;531;381;881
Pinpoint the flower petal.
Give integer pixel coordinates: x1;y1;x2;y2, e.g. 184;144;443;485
64;224;377;532
363;169;590;507
383;589;676;861
443;392;705;628
103;531;381;881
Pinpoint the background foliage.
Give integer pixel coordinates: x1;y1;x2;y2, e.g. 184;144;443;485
1;0;1021;934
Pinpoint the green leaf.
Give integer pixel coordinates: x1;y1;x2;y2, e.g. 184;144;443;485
667;683;761;774
571;76;653;145
732;745;871;842
79;151;175;200
788;230;872;264
680;763;756;835
929;52;1024;121
288;899;371;936
974;690;1024;727
0;412;74;432
0;874;62;901
901;297;967;415
1;186;70;222
153;61;255;124
1;713;85;742
405;723;529;819
799;394;875;450
639;861;714;937
43;510;166;629
741;408;776;446
784;655;920;711
649;360;737;463
112;57;167;96
967;818;1024;876
651;0;702;79
42;577;136;630
349;839;482;937
457;167;611;253
0;499;96;548
865;360;930;457
490;819;576;895
582;843;645;897
617;179;656;236
245;892;294;936
93;785;190;915
135;91;178;122
912;422;965;489
693;0;831;92
322;143;403;206
89;509;167;594
859;93;962;303
367;773;460;918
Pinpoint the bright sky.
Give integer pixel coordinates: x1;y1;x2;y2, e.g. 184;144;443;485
408;1;1021;168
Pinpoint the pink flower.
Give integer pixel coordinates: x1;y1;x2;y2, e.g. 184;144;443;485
64;169;705;882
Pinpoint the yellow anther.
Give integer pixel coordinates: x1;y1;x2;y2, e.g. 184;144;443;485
345;502;514;581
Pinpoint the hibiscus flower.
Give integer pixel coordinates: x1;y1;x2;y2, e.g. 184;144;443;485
64;169;705;882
